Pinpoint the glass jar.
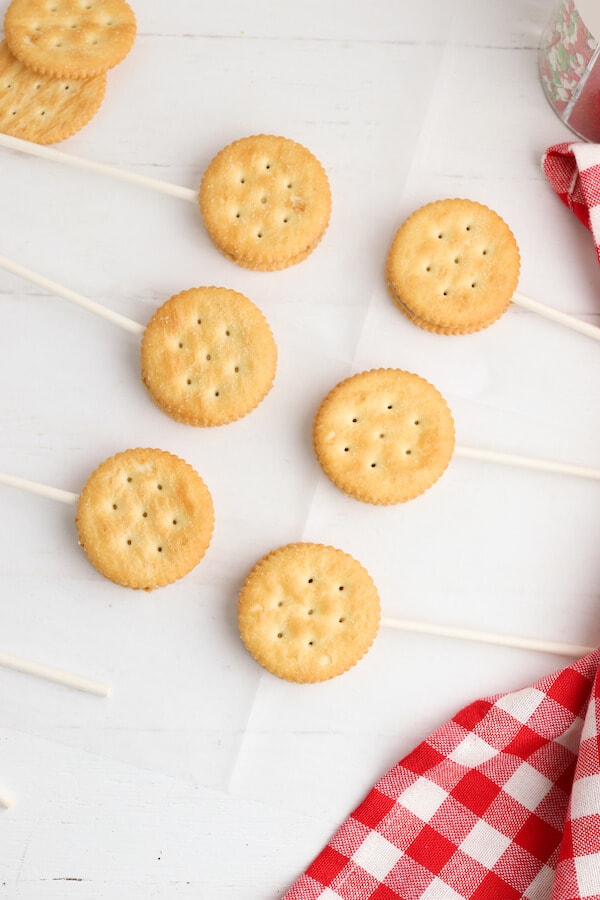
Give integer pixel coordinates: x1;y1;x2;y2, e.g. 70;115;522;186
539;0;600;141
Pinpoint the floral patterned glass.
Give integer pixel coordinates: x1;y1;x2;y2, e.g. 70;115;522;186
539;0;600;141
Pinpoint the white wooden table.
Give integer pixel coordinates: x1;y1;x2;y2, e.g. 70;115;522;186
1;0;599;896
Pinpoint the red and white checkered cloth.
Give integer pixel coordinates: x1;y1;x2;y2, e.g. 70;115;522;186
284;649;600;900
543;142;600;265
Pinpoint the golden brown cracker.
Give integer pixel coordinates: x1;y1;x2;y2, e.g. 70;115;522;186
140;286;277;427
199;134;331;270
386;198;520;334
4;0;136;79
313;369;455;505
0;39;105;143
238;542;380;683
76;448;214;590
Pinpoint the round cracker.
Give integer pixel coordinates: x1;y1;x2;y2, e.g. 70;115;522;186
0;39;105;143
4;0;136;79
238;542;381;683
386;198;520;334
199;134;331;270
76;448;214;590
313;369;456;505
140;286;278;427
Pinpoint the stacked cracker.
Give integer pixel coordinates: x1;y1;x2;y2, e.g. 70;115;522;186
0;0;136;143
199;134;331;270
313;369;456;506
76;448;214;592
141;286;278;427
386;198;521;334
238;543;381;684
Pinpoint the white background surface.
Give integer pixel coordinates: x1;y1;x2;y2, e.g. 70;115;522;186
1;0;599;896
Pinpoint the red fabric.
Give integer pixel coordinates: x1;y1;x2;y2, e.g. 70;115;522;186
542;142;600;263
284;650;600;899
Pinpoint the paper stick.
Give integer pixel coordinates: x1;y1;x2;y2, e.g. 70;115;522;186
0;791;14;810
454;444;600;481
381;616;594;659
0;132;198;203
0;650;110;697
512;291;600;341
0;471;78;505
0;255;144;336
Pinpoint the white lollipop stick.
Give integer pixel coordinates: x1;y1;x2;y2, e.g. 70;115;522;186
512;291;600;341
0;790;14;810
0;471;78;505
0;650;110;697
0;255;144;336
454;444;600;481
0;132;198;203
381;616;594;659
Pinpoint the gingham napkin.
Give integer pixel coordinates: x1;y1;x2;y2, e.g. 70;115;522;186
284;649;600;899
543;142;600;264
